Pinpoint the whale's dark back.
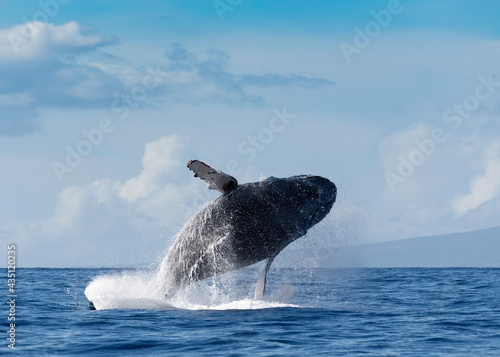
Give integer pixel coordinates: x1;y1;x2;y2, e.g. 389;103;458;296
156;175;336;295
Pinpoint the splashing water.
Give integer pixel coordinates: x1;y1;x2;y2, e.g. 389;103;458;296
151;204;237;298
84;267;299;311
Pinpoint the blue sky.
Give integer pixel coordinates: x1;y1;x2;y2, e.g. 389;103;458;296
1;0;499;267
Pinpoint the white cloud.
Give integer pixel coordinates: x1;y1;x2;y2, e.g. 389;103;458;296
0;26;334;137
118;135;187;202
0;21;116;62
452;159;500;215
39;135;191;237
3;134;203;267
0;21;122;136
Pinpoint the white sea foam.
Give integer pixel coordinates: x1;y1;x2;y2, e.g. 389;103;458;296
84;269;299;311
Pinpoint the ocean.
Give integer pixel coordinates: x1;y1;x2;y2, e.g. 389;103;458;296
3;267;500;356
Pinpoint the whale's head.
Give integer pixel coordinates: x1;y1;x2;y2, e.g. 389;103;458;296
290;175;337;229
256;175;336;238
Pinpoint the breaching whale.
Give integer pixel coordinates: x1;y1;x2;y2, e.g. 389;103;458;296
155;160;337;299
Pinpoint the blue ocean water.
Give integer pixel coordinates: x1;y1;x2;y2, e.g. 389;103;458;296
3;267;500;356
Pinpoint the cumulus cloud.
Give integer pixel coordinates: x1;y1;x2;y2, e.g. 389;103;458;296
451;138;500;216
118;135;188;202
5;134;203;266
452;159;500;215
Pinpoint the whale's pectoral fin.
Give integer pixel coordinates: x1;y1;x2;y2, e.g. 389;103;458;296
187;160;238;194
255;256;275;299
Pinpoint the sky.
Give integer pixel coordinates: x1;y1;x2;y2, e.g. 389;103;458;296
1;0;499;267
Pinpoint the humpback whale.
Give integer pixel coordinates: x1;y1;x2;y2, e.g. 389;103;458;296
155;160;337;299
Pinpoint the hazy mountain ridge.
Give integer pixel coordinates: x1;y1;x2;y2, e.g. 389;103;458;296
327;226;500;268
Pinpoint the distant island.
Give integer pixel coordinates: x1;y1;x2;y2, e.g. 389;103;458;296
325;226;500;268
